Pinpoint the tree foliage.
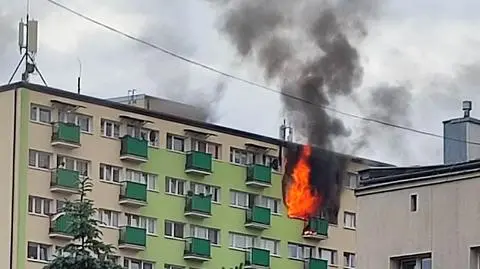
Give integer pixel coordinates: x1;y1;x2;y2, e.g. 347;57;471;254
45;177;123;269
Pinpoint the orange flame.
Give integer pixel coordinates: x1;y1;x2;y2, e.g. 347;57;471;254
285;145;321;220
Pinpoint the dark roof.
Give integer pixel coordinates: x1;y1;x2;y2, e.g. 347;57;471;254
0;81;392;167
357;159;480;191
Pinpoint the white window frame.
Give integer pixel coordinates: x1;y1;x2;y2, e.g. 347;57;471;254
164;265;184;269
164;220;185;239
320;248;338;265
259;196;281;215
101;119;120;138
57;155;89;176
344;172;359;189
28;196;52;216
27;242;51;262
125;213;157;235
97;209;119;228
288;243;314;260
230;190;249;208
28;150;51;170
191;139;220;159
123;258;154;269
30;104;51;124
344;212;356;229
344;252;356;268
99;164;121;183
165;177;185;196
190;182;221;203
125;169;158;191
167;134;185;152
229;232;254;250
58;111;92;133
259;238;280;256
190;225;221;246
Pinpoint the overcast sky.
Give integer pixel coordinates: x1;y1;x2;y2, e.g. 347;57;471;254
1;0;479;166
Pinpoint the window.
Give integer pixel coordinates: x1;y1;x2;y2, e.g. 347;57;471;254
259;196;281;214
230;148;252;165
57;155;89;176
97;209;119;227
126;125;159;147
229;232;254;250
344;252;356;268
288;243;314;260
58;111;92;133
123;258;154;269
164;265;184;269
167;134;185;152
56;200;66;213
190;182;221;203
230;190;250;208
191;139;221;159
321;208;338;225
344;212;356;229
28;196;51;216
398;257;431;269
410;194;418;212
344;173;358;189
28;150;51;169
101;119;120;138
126;214;157;235
30;105;51;124
99;164;121;183
190;225;221;245
264;155;280;171
27;242;50;261
165;177;185;196
164;220;184;239
320;248;338;265
259;238;280;256
125;169;158;191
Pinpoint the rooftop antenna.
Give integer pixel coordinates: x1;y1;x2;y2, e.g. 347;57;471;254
77;58;82;94
279;119;294;142
8;0;47;86
128;89;137;104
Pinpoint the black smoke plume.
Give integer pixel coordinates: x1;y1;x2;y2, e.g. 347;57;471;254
209;0;376;219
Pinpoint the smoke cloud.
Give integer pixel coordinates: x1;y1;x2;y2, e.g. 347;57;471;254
208;0;379;219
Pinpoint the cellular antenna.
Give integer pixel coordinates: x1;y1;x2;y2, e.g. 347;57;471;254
77;58;82;94
8;0;47;86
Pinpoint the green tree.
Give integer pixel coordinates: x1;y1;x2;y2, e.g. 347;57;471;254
45;177;123;269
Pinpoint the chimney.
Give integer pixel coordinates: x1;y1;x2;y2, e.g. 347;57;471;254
443;100;480;164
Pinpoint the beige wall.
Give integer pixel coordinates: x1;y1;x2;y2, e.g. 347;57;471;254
357;171;480;269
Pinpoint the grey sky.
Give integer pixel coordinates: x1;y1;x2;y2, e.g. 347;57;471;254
1;0;479;166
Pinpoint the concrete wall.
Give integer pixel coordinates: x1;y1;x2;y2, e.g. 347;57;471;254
357;171;480;269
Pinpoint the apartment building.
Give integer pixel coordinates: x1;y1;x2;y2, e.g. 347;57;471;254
0;81;389;269
356;101;480;269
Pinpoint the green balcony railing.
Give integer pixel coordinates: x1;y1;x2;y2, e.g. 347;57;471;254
119;226;146;247
120;181;147;203
246;206;271;227
184;237;211;259
246;164;272;185
49;213;73;236
185;193;212;216
306;258;328;269
304;217;329;237
52;122;81;145
51;168;80;191
185;151;212;174
245;248;270;268
120;135;148;159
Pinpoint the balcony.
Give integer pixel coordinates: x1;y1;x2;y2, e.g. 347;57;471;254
304;258;328;269
50;168;80;194
49;213;74;240
302;217;328;240
245;248;270;269
184;192;212;218
184;237;211;261
51;122;81;149
118;226;146;251
185;151;212;175
246;164;272;188
120;135;148;163
119;181;147;207
245;206;271;230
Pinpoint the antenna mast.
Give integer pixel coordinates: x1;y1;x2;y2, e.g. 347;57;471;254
8;0;47;85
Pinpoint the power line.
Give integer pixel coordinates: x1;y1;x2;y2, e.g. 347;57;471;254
45;0;480;146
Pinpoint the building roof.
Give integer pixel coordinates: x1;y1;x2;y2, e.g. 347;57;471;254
357;159;480;192
0;81;392;167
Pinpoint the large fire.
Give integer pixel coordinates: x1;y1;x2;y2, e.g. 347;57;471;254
285;145;322;220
